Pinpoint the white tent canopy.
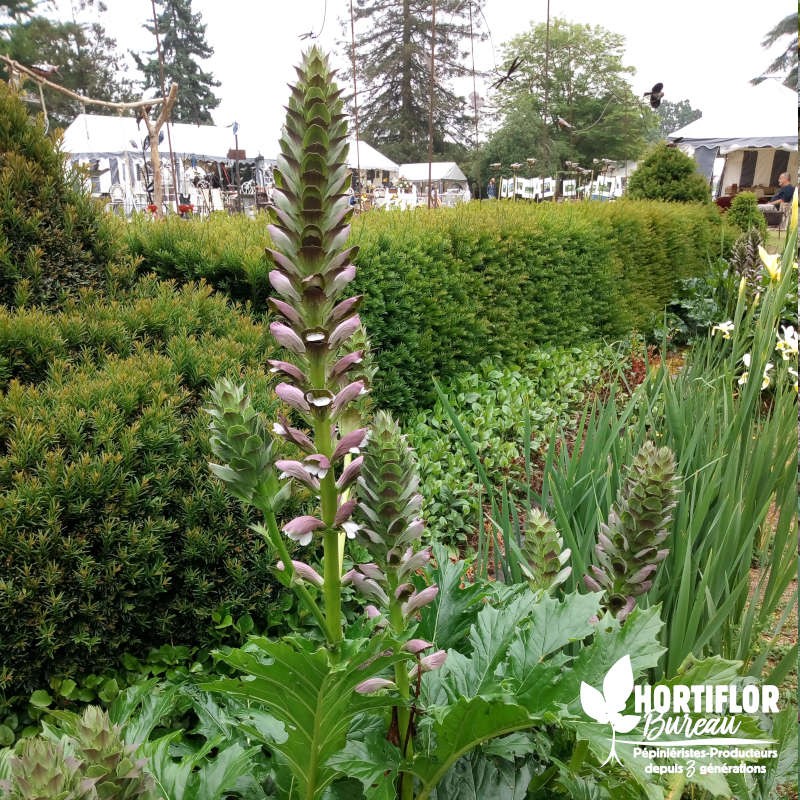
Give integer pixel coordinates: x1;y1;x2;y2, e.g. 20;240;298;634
62;113;275;161
668;81;797;196
346;139;399;172
399;162;467;183
668;80;796;152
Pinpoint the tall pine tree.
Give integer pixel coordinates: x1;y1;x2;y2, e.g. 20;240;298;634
343;0;483;164
133;0;220;124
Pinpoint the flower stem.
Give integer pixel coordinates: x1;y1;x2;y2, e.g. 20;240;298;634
390;601;415;800
323;528;342;643
263;511;330;639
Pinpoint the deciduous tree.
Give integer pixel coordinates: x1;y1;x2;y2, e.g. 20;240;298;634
654;99;702;139
483;18;654;175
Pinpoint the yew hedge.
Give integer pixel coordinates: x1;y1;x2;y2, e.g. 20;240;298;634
126;200;732;413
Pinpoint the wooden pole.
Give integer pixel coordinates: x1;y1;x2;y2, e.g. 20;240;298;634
150;0;179;210
1;55;179;216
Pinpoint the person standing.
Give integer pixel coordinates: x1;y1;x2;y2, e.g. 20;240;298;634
487;177;497;199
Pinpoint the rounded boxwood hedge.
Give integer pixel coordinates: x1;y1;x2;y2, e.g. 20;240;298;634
0;278;290;700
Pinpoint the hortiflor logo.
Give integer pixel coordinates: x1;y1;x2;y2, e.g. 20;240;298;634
580;655;779;768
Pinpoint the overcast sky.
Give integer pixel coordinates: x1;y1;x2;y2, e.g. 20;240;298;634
58;0;795;156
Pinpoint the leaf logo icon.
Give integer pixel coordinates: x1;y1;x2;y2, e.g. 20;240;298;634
580;654;640;765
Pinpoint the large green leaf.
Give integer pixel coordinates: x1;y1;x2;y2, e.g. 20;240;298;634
326;723;401;800
423;590;540;706
144;733;262;800
411;698;534;799
415;545;488;651
109;680;186;746
205;636;404;800
507;591;602;712
430;750;534;800
565;605;666;711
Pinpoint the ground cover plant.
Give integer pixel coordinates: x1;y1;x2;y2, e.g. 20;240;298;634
406;345;623;543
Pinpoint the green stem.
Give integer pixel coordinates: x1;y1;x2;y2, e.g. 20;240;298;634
263;511;330;639
390;601;414;800
323;527;342;644
314;415;343;644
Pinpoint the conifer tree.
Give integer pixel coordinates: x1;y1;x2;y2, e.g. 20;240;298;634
133;0;220;124
343;0;483;164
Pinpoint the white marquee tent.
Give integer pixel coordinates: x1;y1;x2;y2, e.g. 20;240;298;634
61;113;276;212
668;81;797;197
399;161;468;188
346;139;399;173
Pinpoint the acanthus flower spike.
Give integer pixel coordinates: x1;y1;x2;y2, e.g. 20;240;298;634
268;360;309;385
268;269;301;301
269;298;304;327
336;456;363;490
329;350;364;381
402;585;439;617
331;381;366;416
408;650;447;679
334;498;357;526
332;428;369;461
330;295;363;323
275;460;321;491
277;559;324;587
329;315;362;349
272;415;315;453
275;382;311;414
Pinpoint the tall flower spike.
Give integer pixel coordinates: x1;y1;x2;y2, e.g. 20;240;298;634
584;441;679;620
520;508;572;594
351;411;435;623
206;379;289;513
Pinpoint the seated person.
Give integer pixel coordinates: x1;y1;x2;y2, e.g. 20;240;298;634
769;172;794;209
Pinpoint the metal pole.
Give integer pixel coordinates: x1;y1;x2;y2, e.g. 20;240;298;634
349;0;362;191
235;128;240;196
427;0;436;209
468;1;480;201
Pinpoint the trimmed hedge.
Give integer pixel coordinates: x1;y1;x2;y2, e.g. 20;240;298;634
0;278;289;699
125;200;733;414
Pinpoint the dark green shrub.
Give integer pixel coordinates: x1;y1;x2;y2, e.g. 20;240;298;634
0;279;290;700
125;201;731;414
0;82;127;308
626;142;712;203
727;191;767;237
